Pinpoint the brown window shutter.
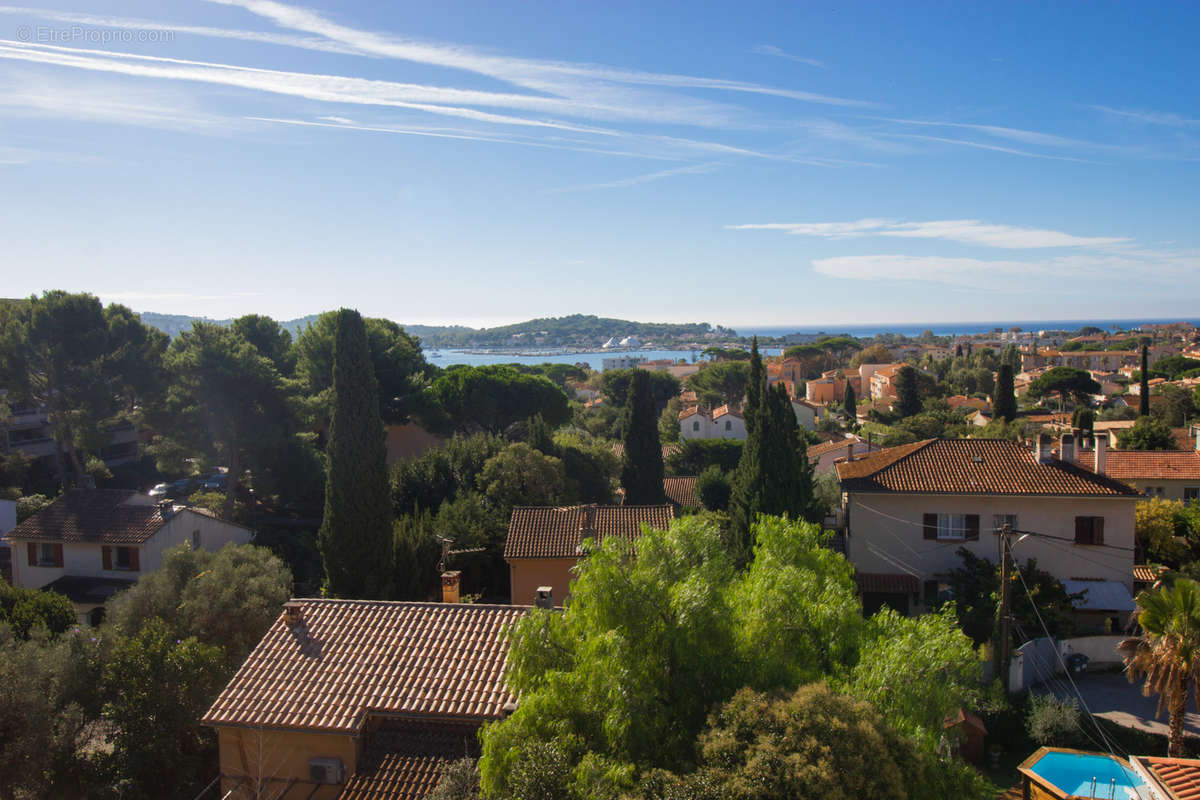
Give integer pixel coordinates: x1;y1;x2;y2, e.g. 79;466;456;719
965;515;980;541
52;544;63;568
1075;516;1088;544
102;546;112;570
129;548;140;572
1094;517;1104;546
923;513;937;540
27;542;36;567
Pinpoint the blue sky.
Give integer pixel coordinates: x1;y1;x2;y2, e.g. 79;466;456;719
1;1;1197;329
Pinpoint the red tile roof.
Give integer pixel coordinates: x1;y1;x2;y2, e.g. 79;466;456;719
663;477;699;508
1134;564;1166;583
713;404;742;419
836;439;1140;497
202;599;526;734
340;726;478;800
4;489;167;544
854;572;919;594
1077;450;1200;481
504;504;675;560
1137;756;1200;800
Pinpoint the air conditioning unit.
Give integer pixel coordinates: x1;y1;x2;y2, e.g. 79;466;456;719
309;757;344;784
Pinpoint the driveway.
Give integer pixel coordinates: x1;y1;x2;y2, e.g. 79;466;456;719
1035;672;1200;738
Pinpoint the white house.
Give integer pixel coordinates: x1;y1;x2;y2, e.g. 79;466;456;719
4;489;253;624
791;398;826;431
678;405;746;440
602;355;646;371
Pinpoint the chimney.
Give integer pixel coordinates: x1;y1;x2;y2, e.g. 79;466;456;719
1036;433;1053;464
283;600;304;627
1095;432;1108;476
535;586;554;610
441;570;461;604
157;500;175;520
1060;432;1075;464
846;442;854;462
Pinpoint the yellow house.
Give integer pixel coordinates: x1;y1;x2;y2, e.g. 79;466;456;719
202;598;527;799
504;504;674;606
836;436;1140;620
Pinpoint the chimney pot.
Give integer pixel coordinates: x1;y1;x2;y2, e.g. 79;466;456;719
535;586;554;610
1036;433;1053;464
157;500;175;519
1060;432;1076;463
1095;432;1108;476
283;601;303;627
441;571;462;604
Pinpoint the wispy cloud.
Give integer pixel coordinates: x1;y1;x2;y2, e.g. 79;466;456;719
546;163;720;192
882;132;1096;163
1089;105;1200;127
751;44;825;69
875;116;1098;149
726;218;1128;249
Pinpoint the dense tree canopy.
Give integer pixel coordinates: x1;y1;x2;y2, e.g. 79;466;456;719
1119;415;1176;451
424;365;569;434
600;368;681;409
1027;367;1102;410
621;369;666;504
685;361;750;408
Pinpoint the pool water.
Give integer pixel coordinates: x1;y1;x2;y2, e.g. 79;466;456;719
1024;750;1148;798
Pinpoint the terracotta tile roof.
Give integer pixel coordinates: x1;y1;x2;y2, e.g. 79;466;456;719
854;572;919;594
1134;564;1166;583
611;442;680;461
663;477;699;508
4;489;167;544
713;404;742;419
678;405;704;420
836;439;1140;497
504;504;675;560
202;599;526;734
1137;756;1200;800
1076;450;1200;481
808;437;867;460
340;726;478;800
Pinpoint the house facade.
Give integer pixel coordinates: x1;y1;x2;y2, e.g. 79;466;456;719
203;599;527;800
3;489;252;623
836;437;1139;620
678;405;746;440
1073;432;1200;503
504;504;674;605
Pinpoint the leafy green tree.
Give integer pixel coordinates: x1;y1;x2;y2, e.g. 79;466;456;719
893;365;923;418
393;510;441;601
1136;498;1192;567
477;442;568;507
994;363;1017;422
1152;356;1200;380
850;342;894;368
1001;344;1022;372
1120;578;1200;756
0;292;166;487
429;758;482;800
1119;415;1175;451
685;362;750;408
729;384;816;562
600;368;681;409
105;542;292;669
391;432;505;516
781;344;825;378
843;380;857;420
156;322;296;519
554;430;618;504
1027;367;1102;411
1072;406;1096;432
695;465;731;511
231;314;295;375
666;439;743;475
1155;384;1195;427
622;370;666;504
425;365;569;434
658;396;683;443
294;311;429;423
433;490;510;598
0;582;75;639
1140;344;1151;417
102;619;226;800
744;337;763;434
678;684;928;800
319;309;394;599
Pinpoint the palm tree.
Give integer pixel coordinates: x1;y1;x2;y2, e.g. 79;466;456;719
1118;578;1200;756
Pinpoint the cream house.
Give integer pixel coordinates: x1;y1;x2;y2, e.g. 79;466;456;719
678;405;746;440
3;489;252;624
836;436;1139;620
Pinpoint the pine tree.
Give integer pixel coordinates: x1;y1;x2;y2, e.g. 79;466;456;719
1140;343;1151;418
744;336;763;434
730;383;816;565
842;381;857;422
994;363;1017;422
319;309;394;598
621;369;666;504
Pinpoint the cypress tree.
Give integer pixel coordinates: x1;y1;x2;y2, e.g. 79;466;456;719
1139;343;1151;417
843;381;857;422
730;383;816;564
744;336;764;434
994;363;1017;422
621;369;666;504
319;309;394;598
893;365;922;418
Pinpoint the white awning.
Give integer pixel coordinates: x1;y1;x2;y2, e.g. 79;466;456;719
1062;580;1136;612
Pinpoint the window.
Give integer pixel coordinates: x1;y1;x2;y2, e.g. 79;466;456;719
38;543;57;566
102;545;140;572
724;420;732;431
692;421;700;431
923;513;980;541
192;529;201;550
924;580;952;607
1075;516;1105;545
115;547;131;569
1184;487;1199;506
993;514;1018;534
1143;486;1164;498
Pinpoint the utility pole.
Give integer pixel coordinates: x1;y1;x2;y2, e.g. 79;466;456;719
998;522;1013;693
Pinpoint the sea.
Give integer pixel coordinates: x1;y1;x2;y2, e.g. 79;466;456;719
429;317;1198;370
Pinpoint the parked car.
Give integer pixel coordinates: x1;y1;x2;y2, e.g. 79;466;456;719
202;473;227;491
148;483;170;498
171;477;200;497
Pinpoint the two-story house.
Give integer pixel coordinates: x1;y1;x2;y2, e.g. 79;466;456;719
678;405;746;440
836;436;1139;621
3;489;253;624
203;598;528;799
504;504;674;605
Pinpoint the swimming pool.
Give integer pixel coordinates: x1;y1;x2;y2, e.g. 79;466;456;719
1018;747;1152;799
